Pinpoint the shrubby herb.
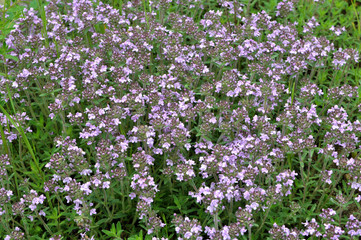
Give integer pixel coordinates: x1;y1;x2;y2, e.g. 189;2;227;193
0;0;361;239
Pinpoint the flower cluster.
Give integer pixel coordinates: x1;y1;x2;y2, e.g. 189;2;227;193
172;214;203;240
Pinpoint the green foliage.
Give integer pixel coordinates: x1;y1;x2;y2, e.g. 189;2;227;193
102;222;124;239
0;0;361;238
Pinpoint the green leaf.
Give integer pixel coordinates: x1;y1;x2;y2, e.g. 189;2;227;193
102;230;117;237
96;218;109;226
116;222;123;235
111;223;116;232
48;208;62;220
6;4;26;13
167;206;178;210
173;195;181;210
128;230;143;240
109;199;122;204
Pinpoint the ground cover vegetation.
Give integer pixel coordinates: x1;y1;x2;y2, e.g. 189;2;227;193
0;0;361;239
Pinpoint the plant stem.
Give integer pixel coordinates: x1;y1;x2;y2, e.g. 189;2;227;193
214;212;219;231
143;0;149;29
255;206;271;237
246;0;253;16
298;152;307;204
37;212;54;236
248;225;252;240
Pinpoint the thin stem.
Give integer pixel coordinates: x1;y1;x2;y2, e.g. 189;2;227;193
20;213;31;235
246;0;253;16
248;225;252;240
143;0;149;29
1;206;11;234
59;112;67;135
37;212;53;236
213;212;219;231
55;193;67;210
298;152;307;204
120;179;126;212
103;189;113;220
255;206;271;237
304;151;313;203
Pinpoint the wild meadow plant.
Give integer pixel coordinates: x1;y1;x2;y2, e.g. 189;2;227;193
0;0;361;239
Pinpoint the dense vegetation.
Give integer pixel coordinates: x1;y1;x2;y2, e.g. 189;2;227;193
0;0;361;239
